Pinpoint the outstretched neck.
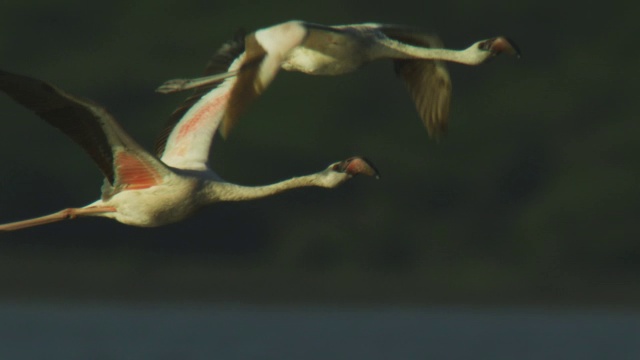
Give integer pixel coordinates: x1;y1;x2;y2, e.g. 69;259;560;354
201;170;347;203
376;39;488;65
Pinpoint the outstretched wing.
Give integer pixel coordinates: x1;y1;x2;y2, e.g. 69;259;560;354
0;70;168;196
378;26;452;138
157;21;308;170
154;30;247;158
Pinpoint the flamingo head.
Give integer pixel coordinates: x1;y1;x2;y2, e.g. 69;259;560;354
330;156;380;179
477;36;521;58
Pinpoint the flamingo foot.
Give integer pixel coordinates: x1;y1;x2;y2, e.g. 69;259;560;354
155;71;239;94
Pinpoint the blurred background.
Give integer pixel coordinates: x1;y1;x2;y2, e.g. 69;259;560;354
0;0;638;359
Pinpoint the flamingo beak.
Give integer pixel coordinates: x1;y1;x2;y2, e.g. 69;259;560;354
332;156;380;179
480;37;521;58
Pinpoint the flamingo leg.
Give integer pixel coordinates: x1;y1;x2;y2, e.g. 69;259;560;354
0;206;116;232
155;70;239;94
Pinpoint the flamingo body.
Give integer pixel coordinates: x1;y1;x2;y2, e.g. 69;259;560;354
92;174;199;227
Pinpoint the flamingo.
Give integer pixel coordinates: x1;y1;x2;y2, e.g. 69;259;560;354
156;20;520;138
0;69;379;231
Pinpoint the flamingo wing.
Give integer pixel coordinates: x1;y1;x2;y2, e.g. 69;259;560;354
0;70;169;197
157;21;308;170
377;26;452;138
154;30;247;158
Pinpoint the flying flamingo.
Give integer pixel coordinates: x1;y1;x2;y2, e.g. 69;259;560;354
156;20;520;138
0;69;379;231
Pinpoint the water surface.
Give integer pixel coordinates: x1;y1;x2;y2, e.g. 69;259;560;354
0;302;638;359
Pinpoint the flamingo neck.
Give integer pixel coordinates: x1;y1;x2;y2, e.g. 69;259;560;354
201;170;347;202
378;40;489;65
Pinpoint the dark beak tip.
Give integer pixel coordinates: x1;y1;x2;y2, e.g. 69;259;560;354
504;37;522;58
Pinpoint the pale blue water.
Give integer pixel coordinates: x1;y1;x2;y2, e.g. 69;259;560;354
0;302;639;360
